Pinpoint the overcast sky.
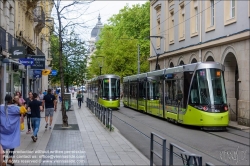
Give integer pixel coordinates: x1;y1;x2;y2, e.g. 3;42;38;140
52;1;147;42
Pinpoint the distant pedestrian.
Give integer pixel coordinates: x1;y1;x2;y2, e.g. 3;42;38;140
43;89;56;129
28;93;43;142
25;92;33;134
0;95;25;165
58;91;62;102
38;91;44;101
43;90;47;95
76;91;83;108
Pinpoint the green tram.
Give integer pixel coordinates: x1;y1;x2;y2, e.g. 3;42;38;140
123;62;229;128
88;74;120;109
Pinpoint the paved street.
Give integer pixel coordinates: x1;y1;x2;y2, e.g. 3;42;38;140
12;98;150;165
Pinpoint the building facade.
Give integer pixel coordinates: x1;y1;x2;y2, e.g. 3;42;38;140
0;0;53;103
149;0;250;126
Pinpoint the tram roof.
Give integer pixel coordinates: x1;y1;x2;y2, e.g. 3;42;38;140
122;62;224;82
98;74;120;79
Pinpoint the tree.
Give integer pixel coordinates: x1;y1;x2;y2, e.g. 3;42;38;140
49;30;87;91
88;2;150;80
53;0;93;127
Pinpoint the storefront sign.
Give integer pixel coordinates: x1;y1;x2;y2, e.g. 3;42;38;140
9;47;26;58
19;58;34;66
30;55;45;69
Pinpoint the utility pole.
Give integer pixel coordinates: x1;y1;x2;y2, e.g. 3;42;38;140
138;44;140;74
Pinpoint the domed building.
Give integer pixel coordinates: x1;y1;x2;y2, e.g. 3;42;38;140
87;14;103;67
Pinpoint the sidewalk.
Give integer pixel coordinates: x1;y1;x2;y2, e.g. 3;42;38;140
13;99;150;165
228;121;250;132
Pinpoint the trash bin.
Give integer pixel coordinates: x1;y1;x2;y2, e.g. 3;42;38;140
64;93;71;111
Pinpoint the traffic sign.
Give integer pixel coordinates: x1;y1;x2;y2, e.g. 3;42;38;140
19;58;34;66
33;70;42;78
51;70;57;76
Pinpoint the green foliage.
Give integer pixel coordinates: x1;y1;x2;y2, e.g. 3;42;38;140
88;2;150;80
50;29;87;87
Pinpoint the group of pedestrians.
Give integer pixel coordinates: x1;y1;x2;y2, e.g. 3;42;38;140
0;89;57;166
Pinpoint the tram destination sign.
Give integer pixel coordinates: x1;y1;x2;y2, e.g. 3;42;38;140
30;55;45;69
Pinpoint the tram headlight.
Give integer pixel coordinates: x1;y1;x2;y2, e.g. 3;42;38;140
203;106;208;111
224;106;228;111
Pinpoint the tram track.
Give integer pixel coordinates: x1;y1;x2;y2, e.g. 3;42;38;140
113;108;235;166
204;131;249;147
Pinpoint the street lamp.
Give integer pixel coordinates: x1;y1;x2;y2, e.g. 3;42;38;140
96;55;104;75
149;36;164;70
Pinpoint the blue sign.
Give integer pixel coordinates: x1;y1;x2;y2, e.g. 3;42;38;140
19;58;34;66
51;70;57;76
33;70;42;78
166;74;173;79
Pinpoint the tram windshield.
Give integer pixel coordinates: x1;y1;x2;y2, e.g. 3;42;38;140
102;78;120;99
189;69;227;106
111;78;120;98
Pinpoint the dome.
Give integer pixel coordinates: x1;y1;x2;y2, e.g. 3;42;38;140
90;13;103;39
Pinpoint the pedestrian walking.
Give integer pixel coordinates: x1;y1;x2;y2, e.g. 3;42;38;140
28;93;43;142
25;92;33;134
15;92;25;106
43;89;56;129
76;91;83;108
38;91;44;101
0;95;25;166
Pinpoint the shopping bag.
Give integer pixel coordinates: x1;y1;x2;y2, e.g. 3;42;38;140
20;122;24;131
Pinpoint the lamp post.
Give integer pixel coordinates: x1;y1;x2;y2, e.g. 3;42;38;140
149;36;164;71
96;55;104;75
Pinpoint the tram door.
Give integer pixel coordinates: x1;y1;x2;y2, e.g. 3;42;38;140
129;81;138;109
146;79;162;117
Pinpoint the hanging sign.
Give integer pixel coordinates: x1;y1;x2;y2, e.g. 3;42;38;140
9;47;27;58
30;55;45;69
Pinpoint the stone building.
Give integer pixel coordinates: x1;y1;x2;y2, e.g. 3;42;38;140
0;0;53;103
149;0;249;126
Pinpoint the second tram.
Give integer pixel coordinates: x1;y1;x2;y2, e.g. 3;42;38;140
123;62;229;128
88;74;120;109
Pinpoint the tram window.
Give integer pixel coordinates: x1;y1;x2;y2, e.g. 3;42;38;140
189;75;200;104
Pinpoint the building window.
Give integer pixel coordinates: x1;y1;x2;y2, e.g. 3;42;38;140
224;0;237;26
157;19;160;48
190;0;198;37
179;2;185;41
154;4;161;48
205;0;215;32
231;0;235;18
169;9;174;44
211;0;214;26
195;7;198;32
